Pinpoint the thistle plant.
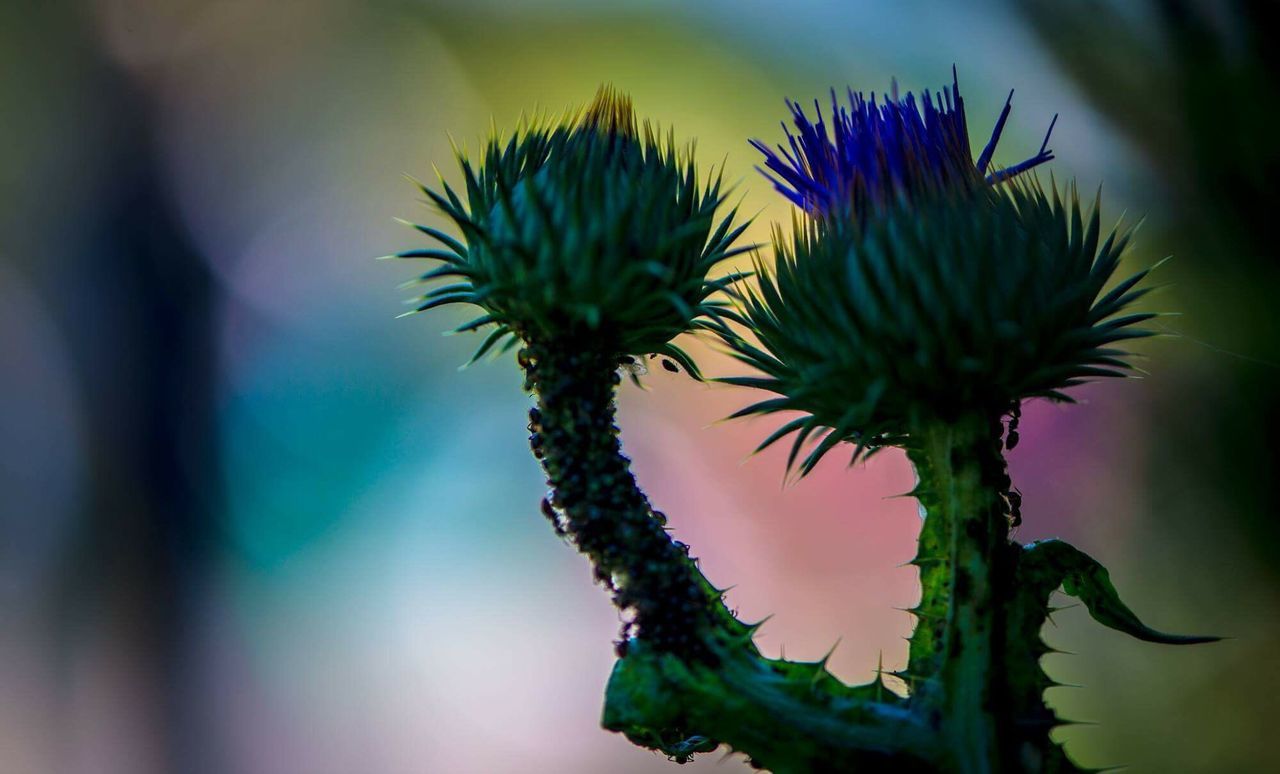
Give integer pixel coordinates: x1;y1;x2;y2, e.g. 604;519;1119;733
388;78;1215;773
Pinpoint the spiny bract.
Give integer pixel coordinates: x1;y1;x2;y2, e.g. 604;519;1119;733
390;86;751;376
726;74;1157;475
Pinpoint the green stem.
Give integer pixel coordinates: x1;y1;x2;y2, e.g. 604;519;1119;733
606;640;938;773
908;414;1019;773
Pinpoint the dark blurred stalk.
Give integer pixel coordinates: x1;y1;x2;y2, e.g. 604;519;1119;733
22;4;225;772
61;97;222;773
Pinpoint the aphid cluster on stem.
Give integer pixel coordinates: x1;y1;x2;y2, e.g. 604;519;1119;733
997;402;1023;528
522;339;725;662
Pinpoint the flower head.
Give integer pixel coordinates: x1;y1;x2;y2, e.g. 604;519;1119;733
724;179;1157;476
750;68;1057;217
390;86;750;375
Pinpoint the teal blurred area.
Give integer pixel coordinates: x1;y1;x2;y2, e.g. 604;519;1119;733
1;1;1275;771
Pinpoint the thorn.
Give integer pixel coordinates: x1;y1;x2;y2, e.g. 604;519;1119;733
884;490;919;500
746;614;774;633
899;605;943;620
889;669;936;687
906;555;946;568
818;638;841;669
874;652;887;703
1054;717;1099;728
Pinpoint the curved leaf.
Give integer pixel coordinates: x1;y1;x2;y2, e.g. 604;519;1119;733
1021;539;1219;645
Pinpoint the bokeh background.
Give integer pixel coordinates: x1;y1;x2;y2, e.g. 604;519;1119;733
3;1;1277;772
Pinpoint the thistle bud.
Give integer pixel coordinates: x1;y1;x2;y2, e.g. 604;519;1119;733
393;86;750;375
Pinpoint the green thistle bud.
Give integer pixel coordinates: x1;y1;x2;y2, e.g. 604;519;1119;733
392;86;751;375
725;180;1157;474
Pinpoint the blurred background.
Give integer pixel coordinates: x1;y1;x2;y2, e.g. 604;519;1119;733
2;0;1276;771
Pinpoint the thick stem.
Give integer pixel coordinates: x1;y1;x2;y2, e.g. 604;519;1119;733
523;337;938;770
606;641;938;773
523;339;727;659
908;414;1019;773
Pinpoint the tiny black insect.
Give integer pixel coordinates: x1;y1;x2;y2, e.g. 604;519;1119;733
662;358;680;373
1005;402;1022;450
618;355;647;385
541;496;566;536
1005;488;1023;529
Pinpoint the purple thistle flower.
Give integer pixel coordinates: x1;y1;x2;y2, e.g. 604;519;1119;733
750;67;1057;215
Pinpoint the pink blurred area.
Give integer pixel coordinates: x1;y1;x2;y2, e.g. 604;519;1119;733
3;1;1275;773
